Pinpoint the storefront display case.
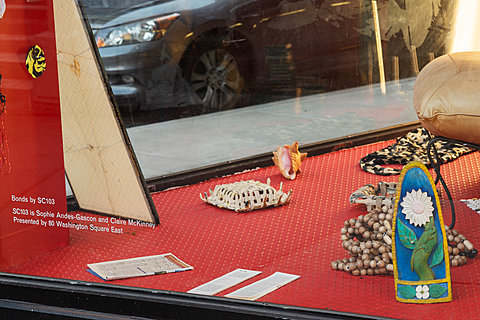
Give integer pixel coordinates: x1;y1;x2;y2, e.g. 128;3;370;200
1;1;480;319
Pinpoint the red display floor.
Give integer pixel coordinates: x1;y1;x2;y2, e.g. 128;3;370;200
6;140;480;319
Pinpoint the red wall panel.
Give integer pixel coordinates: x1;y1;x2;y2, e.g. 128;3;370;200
0;0;68;268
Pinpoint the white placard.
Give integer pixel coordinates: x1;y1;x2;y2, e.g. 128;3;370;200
225;272;300;300
188;269;261;296
87;253;192;281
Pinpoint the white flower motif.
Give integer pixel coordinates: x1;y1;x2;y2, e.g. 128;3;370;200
416;285;430;299
400;189;434;227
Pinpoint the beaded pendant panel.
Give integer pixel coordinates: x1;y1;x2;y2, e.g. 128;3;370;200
392;162;452;303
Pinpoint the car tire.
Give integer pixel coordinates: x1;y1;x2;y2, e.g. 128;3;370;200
183;38;248;113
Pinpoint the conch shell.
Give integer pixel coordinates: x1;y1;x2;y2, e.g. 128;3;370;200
272;141;307;180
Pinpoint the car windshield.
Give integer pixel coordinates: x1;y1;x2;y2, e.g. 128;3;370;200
81;0;164;24
81;0;154;9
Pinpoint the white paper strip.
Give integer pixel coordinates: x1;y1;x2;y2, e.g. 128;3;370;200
225;272;300;300
461;198;480;213
188;269;261;296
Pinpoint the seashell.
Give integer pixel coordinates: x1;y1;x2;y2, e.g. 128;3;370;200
200;178;292;212
272;141;307;180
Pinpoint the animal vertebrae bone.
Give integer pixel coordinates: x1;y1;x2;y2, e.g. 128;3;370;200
200;179;292;212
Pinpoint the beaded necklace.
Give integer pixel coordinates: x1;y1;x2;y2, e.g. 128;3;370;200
0;74;10;174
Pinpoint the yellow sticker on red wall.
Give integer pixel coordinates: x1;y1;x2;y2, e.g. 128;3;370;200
26;45;46;78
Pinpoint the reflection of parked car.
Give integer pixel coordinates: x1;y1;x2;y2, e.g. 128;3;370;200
82;0;452;113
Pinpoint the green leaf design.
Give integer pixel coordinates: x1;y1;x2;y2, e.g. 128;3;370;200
430;242;444;268
429;284;448;298
398;285;416;299
397;218;417;249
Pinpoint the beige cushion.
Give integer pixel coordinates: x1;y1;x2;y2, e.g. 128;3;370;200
414;51;480;145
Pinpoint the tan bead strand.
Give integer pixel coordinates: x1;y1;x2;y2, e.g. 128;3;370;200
444;225;476;267
332;205;476;275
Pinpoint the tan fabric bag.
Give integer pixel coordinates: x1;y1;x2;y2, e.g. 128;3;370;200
414;51;480;145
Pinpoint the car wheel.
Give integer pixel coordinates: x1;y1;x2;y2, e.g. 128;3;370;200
185;46;246;113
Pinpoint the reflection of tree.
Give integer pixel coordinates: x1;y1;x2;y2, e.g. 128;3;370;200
313;0;440;50
357;0;441;50
417;0;457;65
387;0;440;49
357;0;454;82
388;0;456;77
265;0;455;88
394;0;406;10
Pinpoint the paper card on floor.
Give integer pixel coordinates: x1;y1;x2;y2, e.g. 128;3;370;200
188;269;261;295
87;253;192;281
225;272;300;300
